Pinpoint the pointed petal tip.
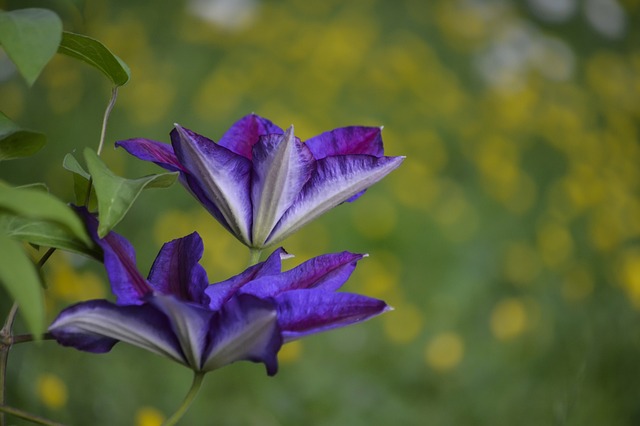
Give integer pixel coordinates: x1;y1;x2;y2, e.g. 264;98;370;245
384;304;395;313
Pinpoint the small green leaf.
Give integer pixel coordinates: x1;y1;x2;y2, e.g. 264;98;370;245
0;215;100;258
0;112;46;161
0;182;91;246
84;148;178;237
63;153;96;208
63;153;90;180
58;31;130;86
0;234;45;338
0;8;62;86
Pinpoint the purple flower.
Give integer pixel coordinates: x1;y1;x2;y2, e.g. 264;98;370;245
49;210;389;375
116;114;404;248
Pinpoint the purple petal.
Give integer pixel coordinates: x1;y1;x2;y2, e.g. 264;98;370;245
202;294;282;375
218;114;283;159
266;155;405;245
305;126;384;159
171;125;253;245
150;295;214;370
250;128;316;247
48;299;186;365
76;207;152;305
275;290;390;342
240;251;365;298
116;138;184;172
147;232;209;305
206;247;287;311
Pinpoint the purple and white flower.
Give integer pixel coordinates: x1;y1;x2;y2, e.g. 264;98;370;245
49;209;389;375
116;114;404;248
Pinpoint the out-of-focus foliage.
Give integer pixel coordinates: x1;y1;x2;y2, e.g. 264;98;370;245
1;0;639;424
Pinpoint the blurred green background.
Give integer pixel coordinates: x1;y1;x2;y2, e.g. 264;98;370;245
2;0;640;424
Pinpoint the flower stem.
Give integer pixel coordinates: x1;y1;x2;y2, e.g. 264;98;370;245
162;372;205;426
0;405;65;426
248;248;263;267
97;86;118;156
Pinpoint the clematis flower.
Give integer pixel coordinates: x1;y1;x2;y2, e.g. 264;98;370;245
116;114;404;248
49;209;390;376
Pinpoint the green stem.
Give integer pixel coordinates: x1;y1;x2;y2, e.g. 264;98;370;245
97;86;118;156
0;405;64;426
248;248;263;267
11;333;55;345
162;372;205;426
0;303;18;426
0;405;65;426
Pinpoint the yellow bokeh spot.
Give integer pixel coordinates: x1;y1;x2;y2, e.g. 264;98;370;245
502;241;541;286
490;298;527;340
536;220;573;269
48;257;106;305
135;406;165;426
562;263;594;302
616;249;640;309
424;332;464;372
354;257;399;301
383;303;423;344
278;341;303;364
153;210;197;245
36;374;68;410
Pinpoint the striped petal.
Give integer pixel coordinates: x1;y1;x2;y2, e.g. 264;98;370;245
202;294;281;375
49;300;186;365
116;138;184;172
150;295;213;370
266;155;405;246
239;251;365;298
148;232;209;305
218;113;283;159
250;128;315;247
305;126;384;159
275;290;390;342
171;125;253;245
206;247;287;311
76;207;152;305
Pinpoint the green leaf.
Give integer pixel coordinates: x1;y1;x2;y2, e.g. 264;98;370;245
0;112;46;161
84;148;178;237
0;182;92;246
0;8;62;86
58;31;130;86
0;215;100;258
63;153;97;208
0;234;45;338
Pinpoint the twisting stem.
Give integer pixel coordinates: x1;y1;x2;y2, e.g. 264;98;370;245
248;248;263;267
0;405;66;426
162;372;205;426
0;249;57;426
97;86;118;156
0;303;19;426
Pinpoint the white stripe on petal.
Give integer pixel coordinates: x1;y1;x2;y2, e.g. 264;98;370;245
267;155;404;245
151;295;213;370
49;301;186;365
251;127;315;247
173;125;253;245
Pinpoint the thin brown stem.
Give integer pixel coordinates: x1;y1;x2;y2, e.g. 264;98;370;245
0;405;66;426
